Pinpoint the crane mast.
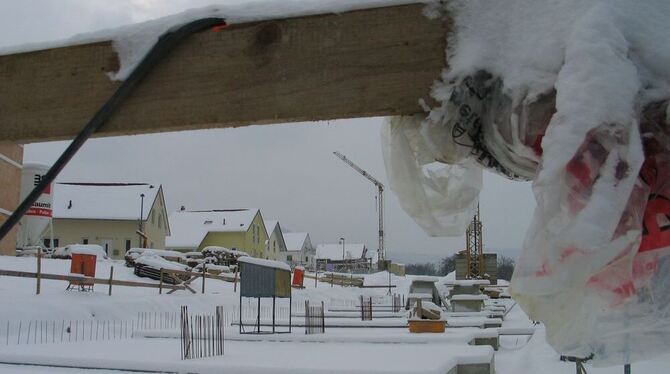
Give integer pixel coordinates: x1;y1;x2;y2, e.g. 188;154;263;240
465;205;484;279
333;151;385;264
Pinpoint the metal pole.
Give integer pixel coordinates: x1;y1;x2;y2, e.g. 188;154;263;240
202;264;206;294
36;249;41;295
108;266;114;296
49;218;54;254
256;297;261;333
388;270;392;295
139;193;145;248
238;291;242;334
272;296;276;334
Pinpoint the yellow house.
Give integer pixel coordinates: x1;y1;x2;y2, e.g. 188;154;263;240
166;209;269;258
48;183;170;260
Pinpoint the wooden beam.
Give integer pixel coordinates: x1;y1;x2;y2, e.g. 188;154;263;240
0;4;447;143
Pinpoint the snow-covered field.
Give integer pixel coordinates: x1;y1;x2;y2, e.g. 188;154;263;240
0;255;667;373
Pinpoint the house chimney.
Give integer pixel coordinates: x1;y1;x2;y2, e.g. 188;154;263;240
180;205;186;211
67;200;72;209
223;219;226;225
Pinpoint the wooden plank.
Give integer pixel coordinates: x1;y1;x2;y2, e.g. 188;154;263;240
0;4;448;143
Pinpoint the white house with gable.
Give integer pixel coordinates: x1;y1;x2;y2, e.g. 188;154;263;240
263;220;287;261
282;232;315;269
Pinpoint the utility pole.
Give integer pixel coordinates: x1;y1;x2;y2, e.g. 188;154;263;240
333;152;385;264
139;193;145;248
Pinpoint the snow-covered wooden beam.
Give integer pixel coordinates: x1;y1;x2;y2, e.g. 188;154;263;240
0;4;448;143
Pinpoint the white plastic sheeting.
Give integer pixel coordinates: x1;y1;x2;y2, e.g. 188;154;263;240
382;0;670;367
381;115;482;236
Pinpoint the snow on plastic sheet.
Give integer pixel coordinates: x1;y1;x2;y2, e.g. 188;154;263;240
381;0;670;366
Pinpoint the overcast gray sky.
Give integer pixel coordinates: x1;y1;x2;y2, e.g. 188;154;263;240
0;0;535;264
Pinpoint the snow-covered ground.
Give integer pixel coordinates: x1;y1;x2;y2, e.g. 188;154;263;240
0;255;667;373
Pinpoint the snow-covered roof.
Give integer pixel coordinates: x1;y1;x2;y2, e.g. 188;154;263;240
165;209;259;249
316;244;367;261
263;220;278;235
283;232;308;252
52;183;161;220
238;256;291;272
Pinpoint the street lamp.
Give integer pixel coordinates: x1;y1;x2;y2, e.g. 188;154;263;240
339;237;345;260
139;193;145;248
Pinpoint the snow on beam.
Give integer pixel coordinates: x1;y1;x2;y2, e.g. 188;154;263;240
0;4;448;143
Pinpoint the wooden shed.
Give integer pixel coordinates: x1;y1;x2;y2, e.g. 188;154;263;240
238;257;292;334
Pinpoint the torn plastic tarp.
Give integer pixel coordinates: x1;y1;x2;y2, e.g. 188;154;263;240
381;114;482;236
382;71;670;365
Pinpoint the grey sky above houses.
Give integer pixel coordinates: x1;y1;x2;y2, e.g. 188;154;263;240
0;0;535;264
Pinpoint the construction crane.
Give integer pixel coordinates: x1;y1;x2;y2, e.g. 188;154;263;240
465;205;484;279
332;151;385;264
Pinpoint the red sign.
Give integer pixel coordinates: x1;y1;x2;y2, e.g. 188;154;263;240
26;208;52;217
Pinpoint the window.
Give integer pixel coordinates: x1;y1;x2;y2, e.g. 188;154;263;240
43;238;59;248
113;249;120;256
125;240;131;252
287;255;293;261
306;256;309;262
150;241;154;248
82;238;89;244
273;242;276;252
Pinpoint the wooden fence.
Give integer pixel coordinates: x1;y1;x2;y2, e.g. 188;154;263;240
304;301;325;335
180;306;224;360
0;268;184;295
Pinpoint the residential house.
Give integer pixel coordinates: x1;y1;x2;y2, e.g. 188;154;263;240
49;183;170;260
282;232;315;269
315;243;375;272
166;209;268;258
264;220;287;261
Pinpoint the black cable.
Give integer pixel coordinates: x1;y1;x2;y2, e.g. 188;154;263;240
0;17;226;242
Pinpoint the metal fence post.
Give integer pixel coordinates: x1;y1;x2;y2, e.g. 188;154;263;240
108;266;114;296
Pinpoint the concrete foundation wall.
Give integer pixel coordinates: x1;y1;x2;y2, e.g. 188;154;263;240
0;143;23;256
